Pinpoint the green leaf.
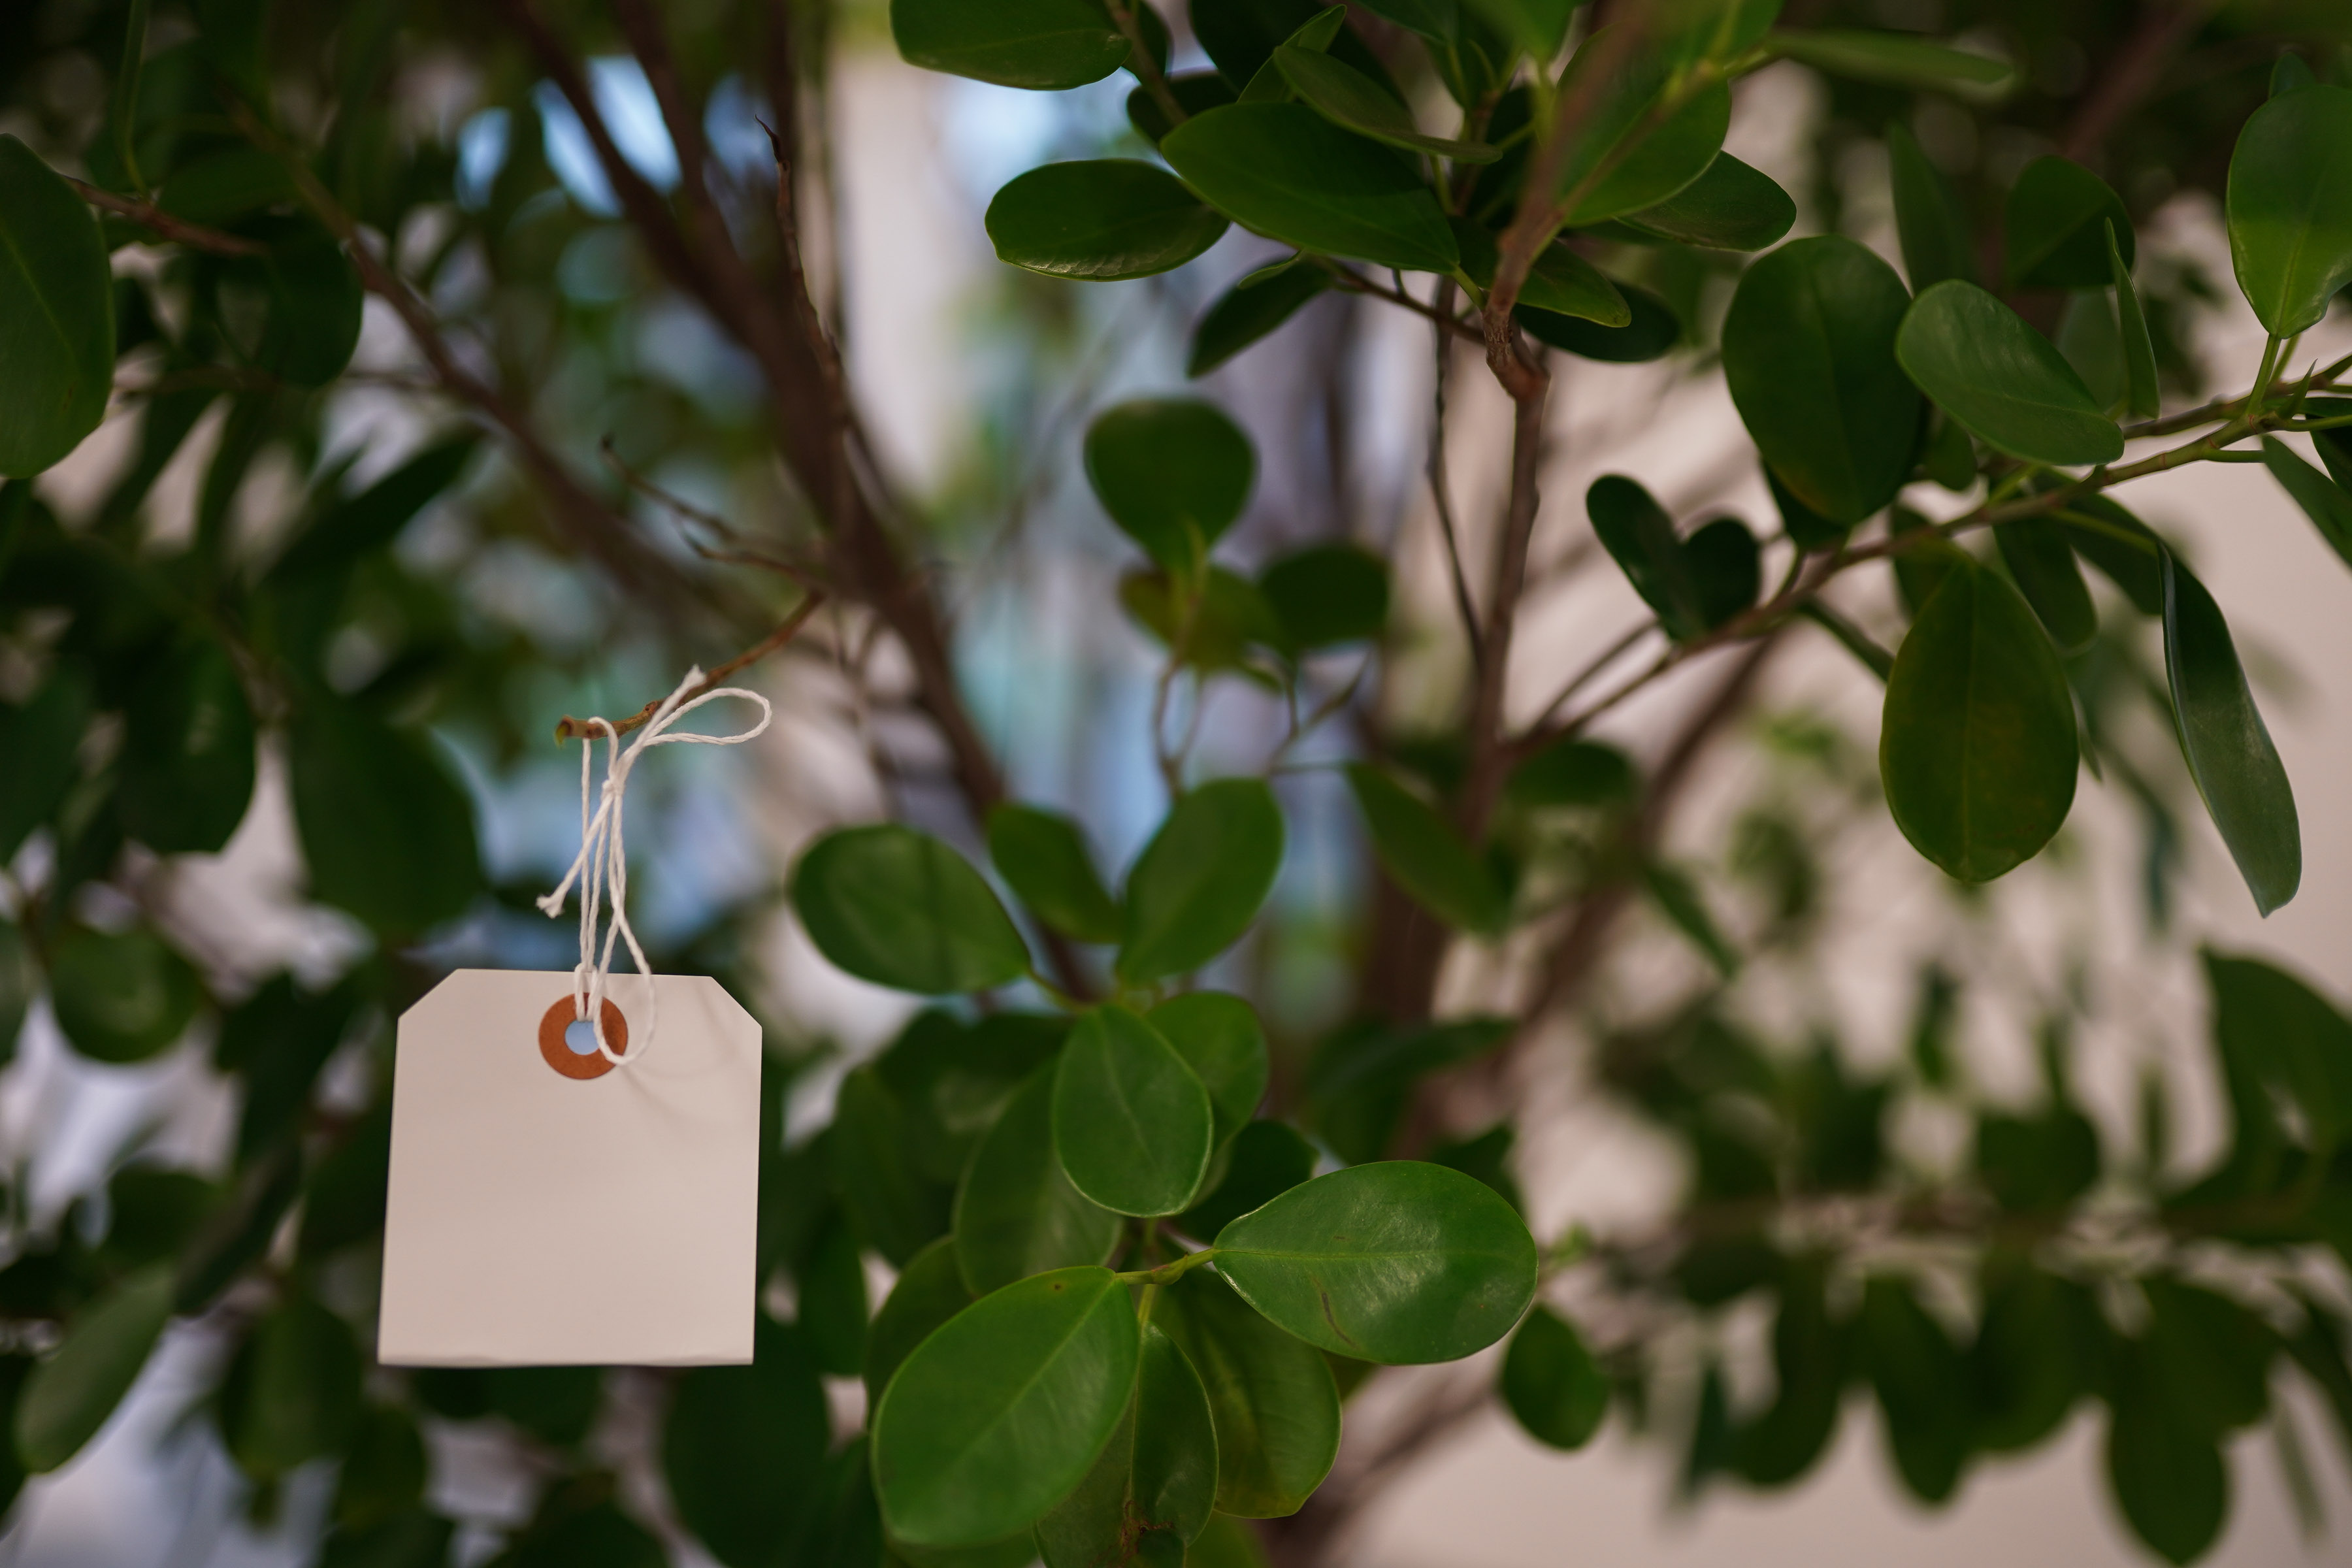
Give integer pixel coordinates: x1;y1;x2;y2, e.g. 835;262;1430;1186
1733;1263;1848;1487
1213;1161;1538;1364
1054;1005;1215;1218
2225;82;2352;336
1120;565;1284;674
1117;779;1284;985
1614;153;1794;251
1344;763;1505;934
117;632;255;855
1151;1269;1340;1518
1452;221;1628;325
1993;521;2097;655
1975;1109;2100;1212
2108;222;2161;421
1586;476;1753;640
111;0;150;192
2205;950;2352;1164
1148;993;1270;1152
1767;29;2012;91
1275;46;1497;162
1970;1264;2102;1452
289;698;482;936
331;1404;428;1532
1880;557;2079;883
800;1204;870;1379
1085;399;1256;572
155;146;298;225
0;663;91;862
487;1365;602;1448
830;1067;953;1266
890;0;1130;90
988;804;1122;944
2002;157;2133;290
1160;104;1460;274
1859;1277;1969;1504
1516;282;1680;362
2261;436;2352;570
1301;1018;1509;1166
1256;543;1389;649
1501;1306;1610;1450
16;1264;174;1473
873;1266;1139;1548
214;215;362;387
1036;1324;1220;1565
867;1238;975;1407
955;1066;1122;1295
1643;860;1739;978
1554;27;1731;225
2054;495;2165;615
1887;122;1975;291
1192;0;1399;95
1896;281;2123;465
50;925;203;1064
319;1512;454;1568
881;1011;1071;1186
985;162;1228;282
665;1321;830;1568
1722;237;1921;524
2162;551;2300;915
1174;1121;1317;1241
0;137;114;478
218;1294;363;1480
1505;738;1636;809
2107;1337;2230;1565
268;435;478;583
792;825;1032;995
1188;265;1330;377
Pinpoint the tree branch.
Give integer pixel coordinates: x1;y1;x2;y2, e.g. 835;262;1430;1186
2060;0;2222;165
65;177;264;255
553;593;826;742
1457;381;1550;840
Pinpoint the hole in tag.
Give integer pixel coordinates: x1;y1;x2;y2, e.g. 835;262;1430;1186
538;996;629;1080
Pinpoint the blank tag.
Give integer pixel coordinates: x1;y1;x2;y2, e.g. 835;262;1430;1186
378;970;761;1367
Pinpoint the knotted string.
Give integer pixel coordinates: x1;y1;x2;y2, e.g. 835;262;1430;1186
536;667;772;1066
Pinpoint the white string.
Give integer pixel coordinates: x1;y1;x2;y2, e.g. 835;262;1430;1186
536;666;772;1066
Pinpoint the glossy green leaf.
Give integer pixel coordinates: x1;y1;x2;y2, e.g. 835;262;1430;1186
1213;1162;1538;1364
50;926;202;1064
2261;436;2352;570
792;825;1030;994
2163;550;2300;915
1859;1277;1969;1504
1516;283;1680;362
830;1067;953;1266
2003;157;2132;289
289;698;482;936
665;1322;830;1568
1148;993;1270;1151
1768;29;2013;91
1036;1325;1220;1565
1723;237;1921;524
955;1066;1122;1296
0;136;114;477
1188;264;1330;376
867;1238;975;1406
1192;0;1397;93
1117;779;1284;985
1256;542;1388;650
890;0;1130;89
1502;1306;1609;1451
2225;82;2352;336
1161;105;1459;274
0;664;91;862
1174;1121;1317;1241
118;633;255;855
1054;1005;1215;1217
1993;521;2097;655
1896;281;2123;465
2054;495;2166;614
1452;221;1629;325
1586;476;1752;640
1887;122;1975;290
211;217;357;387
1554;28;1731;225
1085;399;1256;571
1880;557;2079;883
1151;1269;1340;1518
1275;46;1497;162
1686;517;1761;628
988;804;1122;943
2206;949;2352;1160
1344;763;1505;934
2108;222;2161;421
218;1294;363;1480
873;1266;1139;1547
986;162;1228;282
1615;153;1794;251
16;1265;174;1472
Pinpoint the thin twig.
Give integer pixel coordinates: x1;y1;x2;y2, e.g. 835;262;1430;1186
64;177;265;255
554;593;825;743
1426;281;1486;674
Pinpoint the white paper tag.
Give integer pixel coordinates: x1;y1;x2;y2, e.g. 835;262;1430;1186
378;969;762;1367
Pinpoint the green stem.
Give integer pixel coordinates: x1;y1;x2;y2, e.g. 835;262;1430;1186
1117;1247;1220;1287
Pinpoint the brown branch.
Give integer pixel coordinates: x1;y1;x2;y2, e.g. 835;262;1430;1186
65;177;265;255
1426;283;1486;675
1456;382;1550;841
2060;0;2221;166
554;593;825;743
